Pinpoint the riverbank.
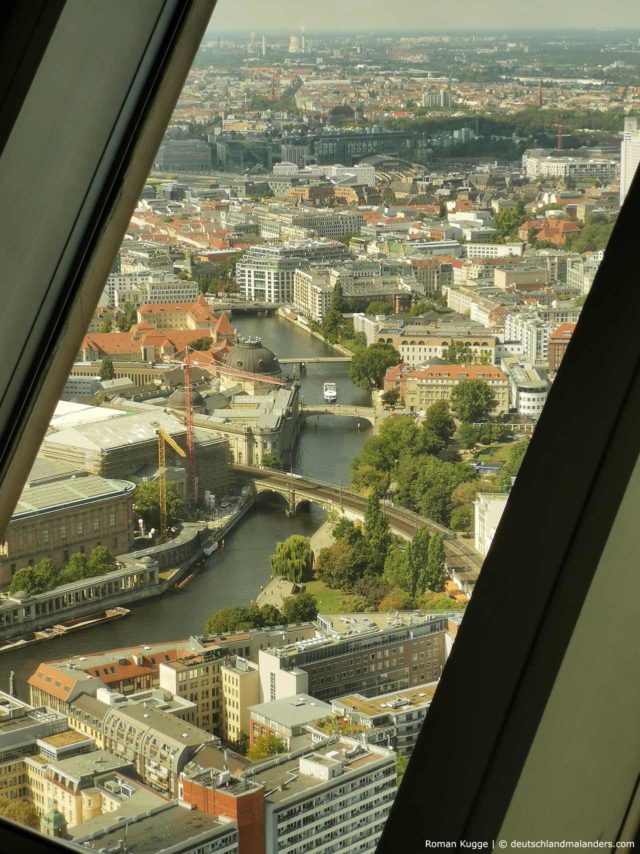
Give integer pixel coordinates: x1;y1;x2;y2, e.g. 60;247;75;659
277;307;354;358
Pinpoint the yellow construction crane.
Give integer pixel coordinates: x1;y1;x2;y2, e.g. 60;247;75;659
156;428;186;542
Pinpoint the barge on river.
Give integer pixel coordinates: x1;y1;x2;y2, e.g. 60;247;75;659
0;607;130;655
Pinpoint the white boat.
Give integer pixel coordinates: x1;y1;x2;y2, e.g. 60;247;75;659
323;382;337;402
203;541;219;557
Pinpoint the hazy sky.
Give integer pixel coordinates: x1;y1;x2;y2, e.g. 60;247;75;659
208;0;640;33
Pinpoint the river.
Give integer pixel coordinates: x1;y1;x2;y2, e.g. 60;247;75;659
3;316;372;699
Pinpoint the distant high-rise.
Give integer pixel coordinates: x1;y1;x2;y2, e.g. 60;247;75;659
620;117;640;205
262;34;266;56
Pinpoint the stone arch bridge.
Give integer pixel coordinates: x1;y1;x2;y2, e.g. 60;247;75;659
231;465;482;579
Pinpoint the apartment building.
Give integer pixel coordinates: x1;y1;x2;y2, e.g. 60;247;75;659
494;265;550;292
39;750;133;829
525;154;617;181
548;322;576;372
248;694;333;749
503;311;552;365
180;737;396;854
403;364;510;415
102;702;217;796
331;682;438;756
220;657;260;744
293;268;334;322
501;356;549;418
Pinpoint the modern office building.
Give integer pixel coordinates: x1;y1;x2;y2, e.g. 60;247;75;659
153;138;212;173
620;117;640;205
258;613;452;703
235;240;351;303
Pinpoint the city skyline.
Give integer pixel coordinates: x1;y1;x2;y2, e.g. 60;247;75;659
207;0;640;33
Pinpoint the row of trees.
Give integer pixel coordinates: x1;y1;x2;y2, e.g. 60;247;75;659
350;401;528;531
9;546;118;596
204;591;319;635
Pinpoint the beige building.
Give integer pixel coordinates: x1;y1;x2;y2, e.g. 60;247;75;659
40;750;131;829
220;656;260;743
377;328;497;368
293;268;333;323
0;459;135;585
404;364;510;414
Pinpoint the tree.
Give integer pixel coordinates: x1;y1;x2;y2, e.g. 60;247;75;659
407;526;431;597
281;592;319;623
258;603;284;627
88;545;118;576
450;380;497;423
9;558;59;596
100;358;115;381
247;733;287;762
205;606;253;635
233;732;250;754
133;481;183;530
332;518;361;546
379;587;414;611
363;492;392;574
365;300;391;316
382;548;411;594
350;576;390;610
423;401;455;443
457;422;481;449
450;504;473;533
349;343;401;391
0;798;40;830
261;452;281;470
270;535;314;583
189;336;214;351
409;301;436;317
443;341;475;364
497;438;530;490
422;532;447;593
99;320;113;333
116;302;138;332
381;388;401;408
59;552;91;584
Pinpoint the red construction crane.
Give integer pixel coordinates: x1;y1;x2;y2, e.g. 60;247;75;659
182;348;197;508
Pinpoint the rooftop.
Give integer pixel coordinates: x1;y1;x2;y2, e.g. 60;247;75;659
332;683;438;719
47;749;129;781
13;474;135;520
249;695;333;729
72;802;234;850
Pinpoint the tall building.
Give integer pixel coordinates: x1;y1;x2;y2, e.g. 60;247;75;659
235;240;351;303
620;117;640;205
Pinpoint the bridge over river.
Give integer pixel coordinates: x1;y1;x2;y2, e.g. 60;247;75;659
232;465;483;584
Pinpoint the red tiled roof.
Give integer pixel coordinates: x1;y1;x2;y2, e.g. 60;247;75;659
550;322;577;340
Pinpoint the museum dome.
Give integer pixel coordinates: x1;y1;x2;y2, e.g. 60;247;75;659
222;338;281;377
167;387;206;412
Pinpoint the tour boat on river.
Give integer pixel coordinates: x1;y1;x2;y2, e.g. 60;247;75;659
323;382;338;402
